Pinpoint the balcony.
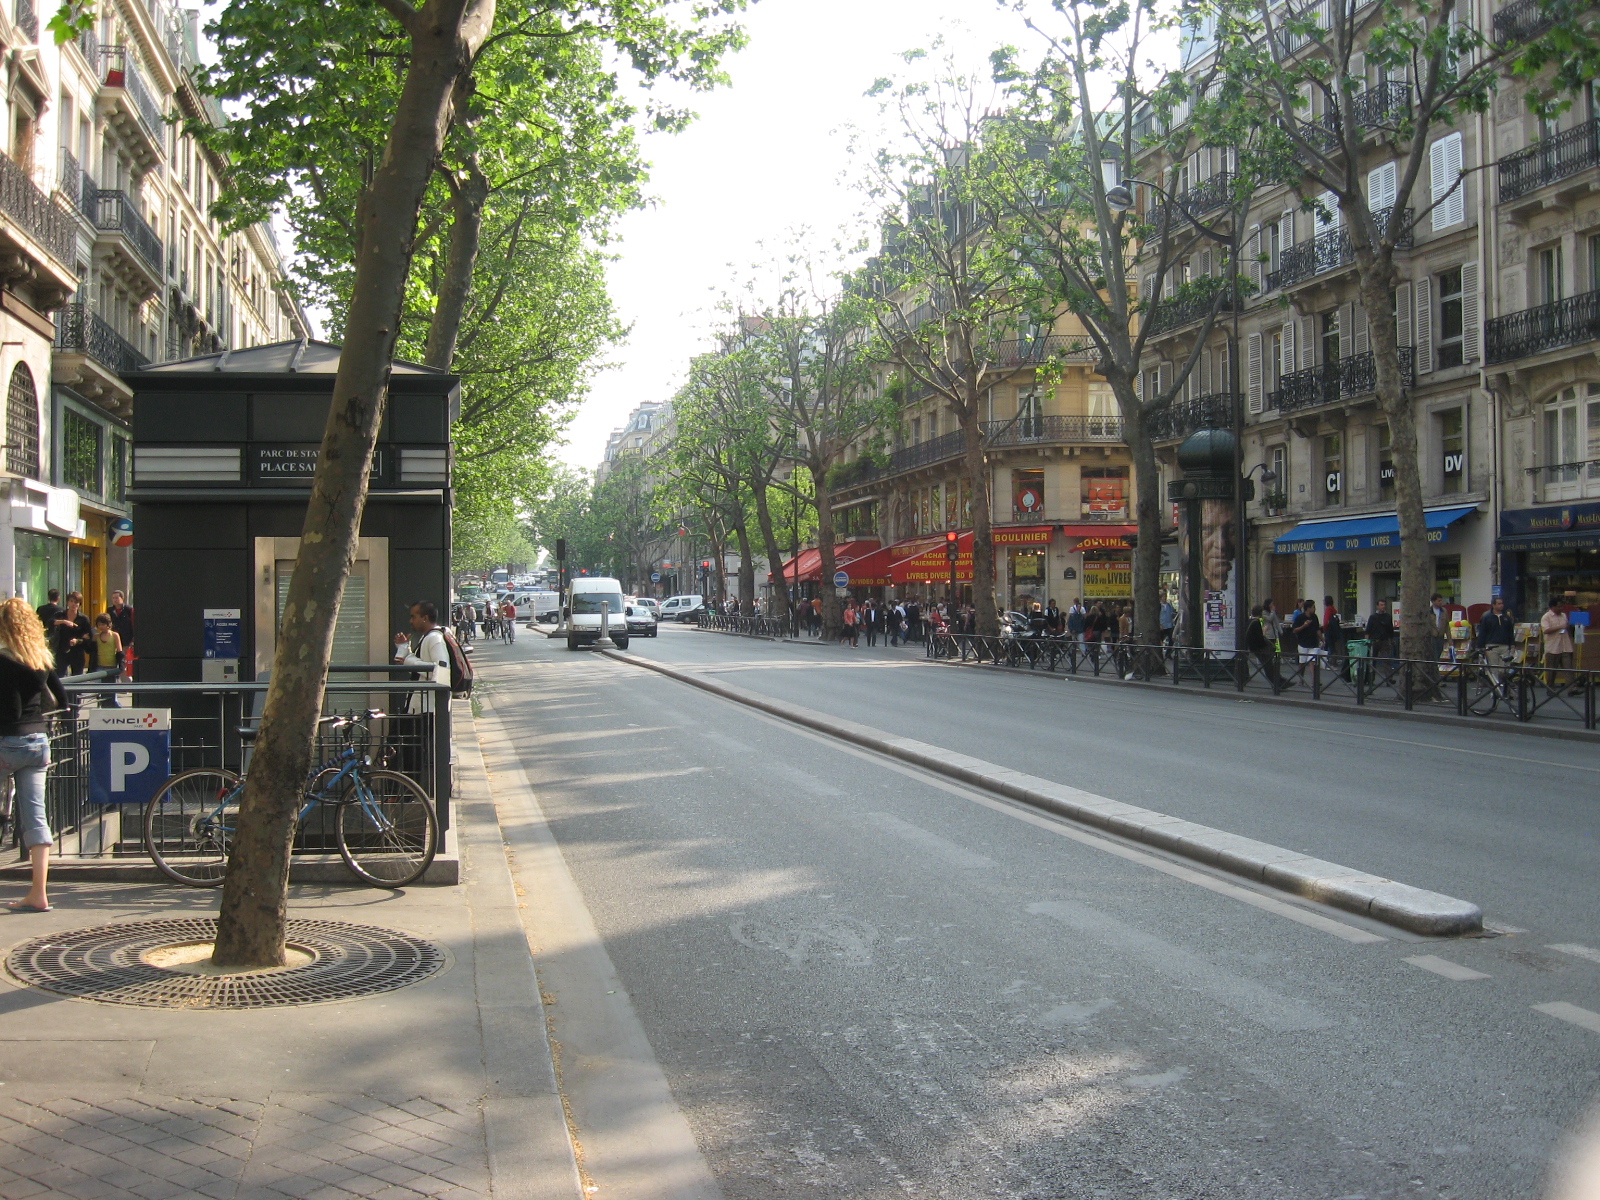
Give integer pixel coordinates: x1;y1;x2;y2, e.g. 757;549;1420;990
1484;290;1600;365
1149;171;1234;229
833;429;967;490
982;414;1126;446
54;303;148;412
1147;392;1239;441
1266;206;1413;291
91;189;164;291
1144;288;1235;337
97;47;164;165
1268;348;1415;413
987;334;1097;367
1494;0;1556;44
1529;459;1600;502
0;150;78;293
1498;119;1600;205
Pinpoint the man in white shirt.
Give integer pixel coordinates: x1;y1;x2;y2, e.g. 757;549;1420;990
393;601;452;694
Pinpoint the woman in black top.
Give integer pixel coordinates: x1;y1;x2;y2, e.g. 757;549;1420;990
49;590;92;674
0;596;69;911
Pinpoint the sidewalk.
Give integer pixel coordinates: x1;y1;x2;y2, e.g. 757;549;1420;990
0;706;579;1200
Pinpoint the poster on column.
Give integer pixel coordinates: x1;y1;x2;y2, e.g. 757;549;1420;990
1201;497;1238;657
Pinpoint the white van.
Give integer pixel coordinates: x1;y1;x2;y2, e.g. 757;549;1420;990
564;577;633;650
659;594;705;623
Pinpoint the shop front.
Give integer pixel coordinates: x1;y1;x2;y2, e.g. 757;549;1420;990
993;524;1054;611
1498;501;1600;623
1058;526;1137;608
8;479;87;608
1272;504;1484;623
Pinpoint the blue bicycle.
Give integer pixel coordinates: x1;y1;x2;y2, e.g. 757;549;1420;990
142;711;437;888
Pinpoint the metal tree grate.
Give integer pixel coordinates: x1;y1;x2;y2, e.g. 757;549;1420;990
4;917;445;1009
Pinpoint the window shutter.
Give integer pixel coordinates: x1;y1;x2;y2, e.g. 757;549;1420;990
1339;301;1356;362
1462;260;1480;363
1134;370;1143;401
1414;275;1434;374
1350;51;1366;86
1302;315;1317;370
1158;360;1173;397
1354;302;1370;355
1280;210;1295;254
1316;189;1341;230
1431;133;1465;230
1199;348;1211;394
1396;281;1413;350
1282;320;1297;377
1367;161;1397;212
1144;273;1157;302
1200;249;1213;277
1248;224;1263;292
1248;332;1264;412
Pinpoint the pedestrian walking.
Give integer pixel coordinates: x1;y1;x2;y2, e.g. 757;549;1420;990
886;602;903;646
1159;592;1177;646
0;597;68;913
1118;605;1134;643
842;600;859;647
1044;599;1062;636
1067;599;1087;643
35;589;62;634
1291;599;1323;664
1321;595;1344;657
1261;598;1285;653
90;614;125;688
1428;593;1449;662
1246;604;1282;689
905;600;922;644
863;600;880;647
1541;599;1575;688
1365;600;1396;663
1475;597;1517;668
106;590;135;680
49;592;91;675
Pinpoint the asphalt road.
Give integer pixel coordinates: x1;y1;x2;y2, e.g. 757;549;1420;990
475;621;1600;1199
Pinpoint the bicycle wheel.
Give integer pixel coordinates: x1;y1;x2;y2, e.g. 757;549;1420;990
143;768;242;887
336;769;437;887
1465;666;1501;716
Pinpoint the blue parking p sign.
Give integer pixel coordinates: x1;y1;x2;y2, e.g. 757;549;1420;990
88;709;171;807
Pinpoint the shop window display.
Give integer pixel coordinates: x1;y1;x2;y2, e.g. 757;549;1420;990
1082;466;1128;520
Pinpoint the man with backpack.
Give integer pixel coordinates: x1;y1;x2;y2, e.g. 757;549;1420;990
393;601;473;702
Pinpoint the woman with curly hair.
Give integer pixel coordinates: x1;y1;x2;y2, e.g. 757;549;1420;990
0;596;68;911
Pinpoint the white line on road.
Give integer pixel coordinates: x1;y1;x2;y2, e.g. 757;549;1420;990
728;700;1388;944
1548;944;1600;965
1403;955;1490;981
866;812;995;869
1534;1002;1600;1034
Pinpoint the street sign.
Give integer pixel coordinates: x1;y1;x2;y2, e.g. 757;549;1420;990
88;709;171;807
1491;584;1503;599
202;608;242;659
835;586;850;598
833;570;850;588
650;571;661;583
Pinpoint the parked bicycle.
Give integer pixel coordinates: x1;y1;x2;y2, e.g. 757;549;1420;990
142;709;437;888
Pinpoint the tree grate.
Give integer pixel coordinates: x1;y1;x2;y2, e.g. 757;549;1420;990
4;917;445;1009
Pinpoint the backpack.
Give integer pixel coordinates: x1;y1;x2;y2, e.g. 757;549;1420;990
439;629;474;697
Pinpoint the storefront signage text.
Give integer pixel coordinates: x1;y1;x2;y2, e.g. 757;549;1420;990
1277;528;1447;554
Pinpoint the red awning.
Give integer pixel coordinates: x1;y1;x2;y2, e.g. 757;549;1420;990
1059;524;1137;539
834;540;892;586
772;540;880;584
890;531;974;584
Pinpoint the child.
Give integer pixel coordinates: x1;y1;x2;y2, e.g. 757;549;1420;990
91;613;125;676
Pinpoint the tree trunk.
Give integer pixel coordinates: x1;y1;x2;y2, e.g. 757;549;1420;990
211;0;493;970
812;463;841;639
1128;408;1164;667
752;480;789;626
733;514;756;612
962;384;999;636
1360;267;1431;663
423;149;489;371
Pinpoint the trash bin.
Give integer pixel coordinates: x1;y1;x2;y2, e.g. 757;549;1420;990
1347;638;1371;687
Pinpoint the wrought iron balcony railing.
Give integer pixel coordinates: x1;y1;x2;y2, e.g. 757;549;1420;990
56;147;79;206
1303;84;1412;151
1499;119;1600;202
99;47;164;143
1149;171;1234;229
1266;206;1412;290
987;334;1098;366
1485;290;1600;364
1144;289;1235;336
1494;0;1556;43
982;414;1125;446
1269;348;1415;413
0;150;77;267
1147;393;1239;441
92;190;163;276
54;303;150;375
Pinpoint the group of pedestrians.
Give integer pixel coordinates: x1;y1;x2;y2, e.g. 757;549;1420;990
836;598;935;646
34;588;134;677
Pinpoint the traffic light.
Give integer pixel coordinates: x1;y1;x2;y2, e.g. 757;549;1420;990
945;529;959;561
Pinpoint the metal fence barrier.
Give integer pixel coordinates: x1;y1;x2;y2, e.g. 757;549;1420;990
927;633;1600;731
9;673;451;862
697;612;791;639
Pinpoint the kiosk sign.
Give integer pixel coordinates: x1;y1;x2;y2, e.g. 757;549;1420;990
88;709;172;807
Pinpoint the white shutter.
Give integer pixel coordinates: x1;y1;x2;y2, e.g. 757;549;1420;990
1280;210;1295;255
1200;249;1213;277
1305;315;1318;369
1158;360;1173;398
1248;223;1263;292
1461;260;1480;363
1316;189;1341;230
1414;275;1434;374
1367;161;1398;212
1134;370;1143;401
1338;301;1356;363
1354;302;1370;355
1144;273;1157;302
1431;133;1465;230
1350;52;1366;87
1248;332;1264;413
1199;348;1211;394
1218;342;1231;395
1282;320;1297;377
1396;281;1413;351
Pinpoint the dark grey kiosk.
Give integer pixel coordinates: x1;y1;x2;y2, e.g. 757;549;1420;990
126;339;457;684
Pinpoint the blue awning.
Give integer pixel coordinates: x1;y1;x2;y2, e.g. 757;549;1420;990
1273;505;1479;554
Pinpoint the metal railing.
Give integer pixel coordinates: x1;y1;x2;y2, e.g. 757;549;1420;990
0;149;77;267
1144;288;1235;336
1148;392;1239;440
92;189;163;275
1149;170;1234;229
56;147;79;206
697;612;790;638
1348;81;1411;130
1485;290;1600;364
1494;0;1557;43
55;303;151;374
987;334;1098;365
1269;347;1415;413
835;429;967;488
14;677;452;863
1527;458;1600;500
981;414;1125;445
1266;206;1412;290
927;634;1600;730
1500;119;1600;202
99;46;164;142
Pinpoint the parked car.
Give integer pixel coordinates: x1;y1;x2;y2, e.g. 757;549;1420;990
660;594;705;623
632;597;661;614
623;597;658;638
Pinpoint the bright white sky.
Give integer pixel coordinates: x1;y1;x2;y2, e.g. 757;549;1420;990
559;0;1041;471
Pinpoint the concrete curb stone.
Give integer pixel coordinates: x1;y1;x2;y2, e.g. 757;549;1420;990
601;647;1483;937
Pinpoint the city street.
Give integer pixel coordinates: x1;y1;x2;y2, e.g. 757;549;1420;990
471;622;1600;1199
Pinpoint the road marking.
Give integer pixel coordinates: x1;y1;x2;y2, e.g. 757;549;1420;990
1404;955;1490;981
717;697;1389;944
1548;944;1600;965
1534;1002;1600;1034
866;812;994;869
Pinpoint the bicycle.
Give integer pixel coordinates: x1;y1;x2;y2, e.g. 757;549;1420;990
1457;647;1525;716
142;710;438;889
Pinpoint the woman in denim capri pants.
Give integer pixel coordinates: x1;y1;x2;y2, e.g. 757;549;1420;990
0;596;68;911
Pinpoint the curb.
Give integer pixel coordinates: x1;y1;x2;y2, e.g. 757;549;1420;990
0;836;462;885
600;648;1483;937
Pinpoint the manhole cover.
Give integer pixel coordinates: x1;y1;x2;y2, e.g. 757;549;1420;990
5;917;445;1009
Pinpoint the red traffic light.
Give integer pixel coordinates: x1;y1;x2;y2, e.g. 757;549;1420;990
945;530;958;543
701;560;711;569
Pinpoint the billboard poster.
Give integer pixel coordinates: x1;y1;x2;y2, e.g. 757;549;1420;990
1201;497;1237;656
